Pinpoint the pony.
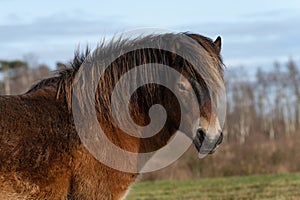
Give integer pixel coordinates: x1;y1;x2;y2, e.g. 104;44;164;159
0;32;224;199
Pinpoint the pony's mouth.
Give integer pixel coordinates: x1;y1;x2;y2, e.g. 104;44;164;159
193;129;223;155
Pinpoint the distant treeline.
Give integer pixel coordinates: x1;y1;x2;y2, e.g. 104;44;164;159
224;60;300;143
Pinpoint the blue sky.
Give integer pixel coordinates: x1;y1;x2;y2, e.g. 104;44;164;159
1;0;300;69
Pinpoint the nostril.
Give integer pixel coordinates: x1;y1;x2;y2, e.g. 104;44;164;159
197;128;206;142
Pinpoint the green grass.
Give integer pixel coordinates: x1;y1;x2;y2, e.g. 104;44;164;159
126;173;300;200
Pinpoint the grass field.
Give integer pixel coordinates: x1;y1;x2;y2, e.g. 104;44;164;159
126;173;300;200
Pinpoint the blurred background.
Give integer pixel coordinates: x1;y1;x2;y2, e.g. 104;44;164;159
1;0;300;198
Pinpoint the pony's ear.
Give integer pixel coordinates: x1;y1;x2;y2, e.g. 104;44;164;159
213;36;222;54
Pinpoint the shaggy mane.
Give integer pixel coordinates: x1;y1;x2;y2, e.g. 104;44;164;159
27;32;224;112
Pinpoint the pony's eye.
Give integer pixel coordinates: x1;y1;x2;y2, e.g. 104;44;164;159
178;83;187;91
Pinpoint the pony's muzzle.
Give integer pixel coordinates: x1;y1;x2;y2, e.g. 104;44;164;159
193;128;223;156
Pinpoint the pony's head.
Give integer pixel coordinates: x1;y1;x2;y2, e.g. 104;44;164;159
166;33;224;156
116;33;225;157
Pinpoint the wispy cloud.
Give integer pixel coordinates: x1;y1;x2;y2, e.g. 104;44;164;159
1;6;300;69
0;14;131;66
0;15;127;42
